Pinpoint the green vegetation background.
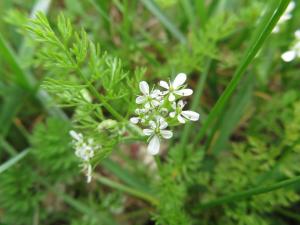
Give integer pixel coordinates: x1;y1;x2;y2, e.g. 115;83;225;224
1;0;300;225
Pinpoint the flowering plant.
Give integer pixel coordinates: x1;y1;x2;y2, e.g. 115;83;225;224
131;73;200;154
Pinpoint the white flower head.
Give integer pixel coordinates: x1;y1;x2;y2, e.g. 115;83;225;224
169;100;200;123
70;130;100;183
159;73;193;101
136;81;162;108
75;143;95;161
281;29;300;62
273;1;295;33
143;117;173;155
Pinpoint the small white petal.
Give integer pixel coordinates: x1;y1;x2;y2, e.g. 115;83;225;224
281;50;296;62
287;1;295;12
139;81;149;95
171;101;176;110
135;108;142;114
151;89;161;98
136;96;146;104
143;129;154;136
144;102;151;109
130;117;140;124
86;164;92;183
272;26;279;33
178;100;185;108
295;30;300;39
152;100;161;107
159;120;168;130
149;121;157;129
281;14;292;22
159;80;169;89
174;89;193;96
70;130;82;141
173;73;187;88
168;93;176;101
177;114;186;124
161;130;173;139
147;135;160;155
169;111;176;118
181;110;200;121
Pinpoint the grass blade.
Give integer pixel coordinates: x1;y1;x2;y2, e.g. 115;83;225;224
0;33;35;90
101;159;153;195
0;136;18;156
0;149;29;174
193;0;291;145
208;74;254;154
94;174;159;205
0;86;25;137
140;0;186;44
199;175;300;209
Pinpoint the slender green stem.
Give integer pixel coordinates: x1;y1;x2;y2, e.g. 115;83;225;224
0;149;29;174
154;155;162;171
94;174;159;206
140;0;186;44
76;67;125;122
198;175;300;209
193;0;291;145
196;0;207;26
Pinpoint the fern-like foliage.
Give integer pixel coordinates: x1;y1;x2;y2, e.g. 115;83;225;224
30;117;78;183
195;100;300;225
0;162;43;225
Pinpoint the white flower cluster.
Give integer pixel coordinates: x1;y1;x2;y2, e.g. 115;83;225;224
69;130;101;183
131;73;200;155
273;1;295;33
281;30;300;62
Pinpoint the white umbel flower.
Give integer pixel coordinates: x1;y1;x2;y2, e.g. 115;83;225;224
273;1;295;33
281;30;300;62
143;117;173;155
169;100;200;123
70;130;100;183
159;73;193;101
136;81;162;108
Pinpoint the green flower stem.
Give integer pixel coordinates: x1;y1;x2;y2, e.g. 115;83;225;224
140;0;186;44
193;0;291;145
94;174;159;206
119;136;146;144
76;67;124;122
198;175;300;210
